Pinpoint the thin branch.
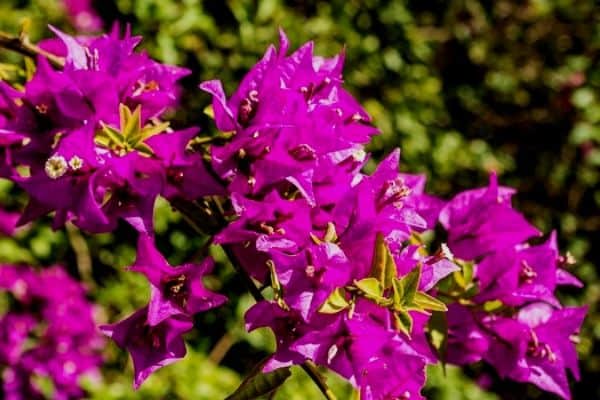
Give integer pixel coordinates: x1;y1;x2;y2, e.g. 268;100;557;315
222;245;264;303
300;361;338;400
169;197;223;236
66;222;95;290
0;31;65;69
208;332;235;365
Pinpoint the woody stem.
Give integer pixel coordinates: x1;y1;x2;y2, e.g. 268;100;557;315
0;31;65;69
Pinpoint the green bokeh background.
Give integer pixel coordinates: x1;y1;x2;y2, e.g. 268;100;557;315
0;1;597;399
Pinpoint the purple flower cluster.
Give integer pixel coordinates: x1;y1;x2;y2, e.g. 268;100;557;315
100;235;226;388
202;31;458;399
440;175;586;399
0;27;229;391
0;26;220;235
0;24;587;399
0;265;103;400
201;30;376;203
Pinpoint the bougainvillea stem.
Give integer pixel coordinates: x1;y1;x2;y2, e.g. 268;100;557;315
300;362;339;400
0;31;65;68
66;222;95;289
169;197;224;236
223;245;264;303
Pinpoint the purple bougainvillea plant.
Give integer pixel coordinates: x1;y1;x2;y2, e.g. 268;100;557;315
0;25;587;400
0;265;104;399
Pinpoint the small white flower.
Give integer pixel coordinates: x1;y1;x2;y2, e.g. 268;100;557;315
352;148;367;162
44;155;68;179
68;155;84;170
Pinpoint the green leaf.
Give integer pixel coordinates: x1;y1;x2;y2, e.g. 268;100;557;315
31;374;55;399
310;222;338;245
354;277;383;299
24;57;36;81
15;164;30;178
138;121;170;142
98;124;125;147
393;310;413;337
319;287;350;314
0;63;20;81
93;132;111;148
98;104;169;153
400;263;422;306
120;104;142;141
392;277;404;308
483;299;503;312
462;261;474;285
408;231;425;245
370;233;397;289
463;284;479;299
370;233;387;284
225;363;291;400
133;142;155;157
454;260;474;289
427;311;448;367
266;260;288;310
412;291;448;312
323;222;338;243
266;260;281;293
204;104;215;119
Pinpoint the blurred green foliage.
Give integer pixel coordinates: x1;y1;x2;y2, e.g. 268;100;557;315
0;0;598;399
